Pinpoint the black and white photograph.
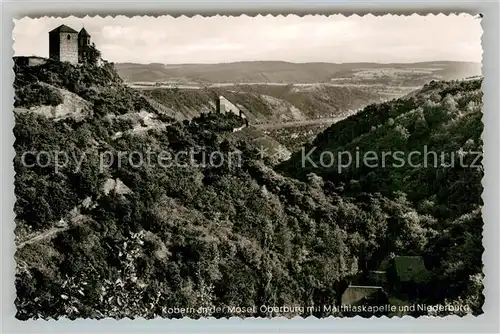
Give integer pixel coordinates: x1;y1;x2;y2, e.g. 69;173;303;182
12;14;484;319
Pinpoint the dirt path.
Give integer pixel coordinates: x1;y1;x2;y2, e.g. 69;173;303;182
17;226;70;249
16;201;94;250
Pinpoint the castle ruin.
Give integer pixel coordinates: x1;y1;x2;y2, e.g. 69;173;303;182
217;95;246;119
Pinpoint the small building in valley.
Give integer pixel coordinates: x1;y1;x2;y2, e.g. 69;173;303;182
366;255;429;288
392;256;429;283
342;255;429;303
387;255;429;297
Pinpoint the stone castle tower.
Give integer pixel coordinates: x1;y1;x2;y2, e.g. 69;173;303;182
78;27;92;62
48;24;92;64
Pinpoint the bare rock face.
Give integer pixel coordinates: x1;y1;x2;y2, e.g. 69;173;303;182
15;83;92;121
102;178;133;195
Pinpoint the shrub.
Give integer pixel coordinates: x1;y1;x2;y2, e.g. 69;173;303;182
14;83;64;108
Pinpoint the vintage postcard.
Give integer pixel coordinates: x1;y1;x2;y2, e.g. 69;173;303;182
12;14;483;319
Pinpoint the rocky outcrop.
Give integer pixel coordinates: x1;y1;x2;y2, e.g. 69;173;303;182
14;83;92;121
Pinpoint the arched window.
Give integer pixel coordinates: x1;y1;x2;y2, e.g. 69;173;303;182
67;34;71;40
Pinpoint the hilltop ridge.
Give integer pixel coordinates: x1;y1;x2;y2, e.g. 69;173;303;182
116;60;481;85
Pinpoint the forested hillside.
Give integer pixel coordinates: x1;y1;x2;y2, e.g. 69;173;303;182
280;78;483;222
13;59;483;319
279;78;484;312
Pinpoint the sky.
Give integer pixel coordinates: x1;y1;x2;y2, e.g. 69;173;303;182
13;14;482;64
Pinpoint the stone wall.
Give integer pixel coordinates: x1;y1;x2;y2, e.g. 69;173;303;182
13;56;47;67
28;57;47;66
58;32;79;64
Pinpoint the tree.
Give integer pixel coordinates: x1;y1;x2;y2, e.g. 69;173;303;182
82;43;102;66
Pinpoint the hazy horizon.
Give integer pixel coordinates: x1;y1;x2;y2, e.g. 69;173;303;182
117;60;481;66
14;14;483;64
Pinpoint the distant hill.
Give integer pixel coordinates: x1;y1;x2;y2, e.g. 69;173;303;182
115;61;481;86
117;61;481;126
141;83;385;124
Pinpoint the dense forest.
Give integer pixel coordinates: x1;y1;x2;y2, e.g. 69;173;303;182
14;59;483;319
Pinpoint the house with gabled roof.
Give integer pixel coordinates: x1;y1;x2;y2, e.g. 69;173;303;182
385;255;429;298
392;256;429;283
